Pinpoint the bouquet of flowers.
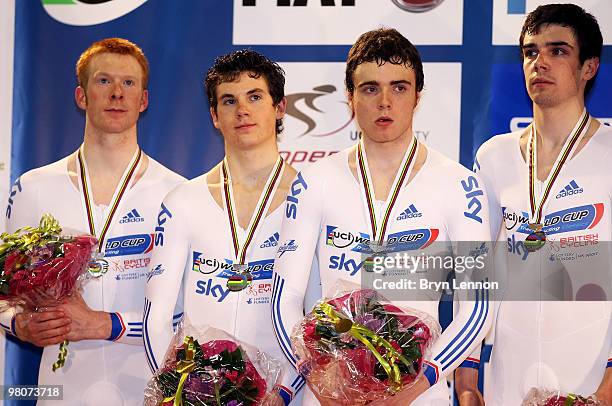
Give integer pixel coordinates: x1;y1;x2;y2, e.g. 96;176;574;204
522;388;603;406
291;285;440;404
0;214;97;370
145;326;282;406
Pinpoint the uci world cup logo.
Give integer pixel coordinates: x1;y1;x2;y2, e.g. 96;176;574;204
391;0;444;12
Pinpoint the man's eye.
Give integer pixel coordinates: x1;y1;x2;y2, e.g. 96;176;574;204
552;47;567;56
364;86;377;93
222;98;236;105
524;49;537;58
394;85;406;92
124;79;135;86
250;94;262;101
98;78;110;84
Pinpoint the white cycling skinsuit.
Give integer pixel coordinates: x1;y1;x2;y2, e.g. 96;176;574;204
144;161;304;405
474;121;612;404
1;150;184;405
272;143;494;405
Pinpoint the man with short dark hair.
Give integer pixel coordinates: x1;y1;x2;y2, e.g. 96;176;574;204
144;49;300;405
1;38;184;405
456;4;611;405
272;28;493;405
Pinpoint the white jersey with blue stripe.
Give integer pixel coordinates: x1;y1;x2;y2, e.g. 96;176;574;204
1;153;185;405
143;173;304;405
474;124;612;404
272;145;493;405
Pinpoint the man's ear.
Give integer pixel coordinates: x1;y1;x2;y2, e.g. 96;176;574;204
210;106;220;130
75;86;87;110
139;89;149;112
582;57;600;82
347;91;354;112
275;97;287;120
415;91;421;108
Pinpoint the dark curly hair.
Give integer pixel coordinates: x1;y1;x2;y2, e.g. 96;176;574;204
345;28;424;95
520;4;602;95
205;49;286;134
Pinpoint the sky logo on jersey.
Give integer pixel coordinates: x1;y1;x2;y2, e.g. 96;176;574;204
286;172;308;219
556;180;583;199
386;229;439;252
260;232;280;248
5;177;22;220
461;175;484;224
119;208;145;224
192;252;233;275
507;234;529;261
154;203;172;247
216;259;275;281
278;240;298;257
396;204;422;220
326;225;370;249
329;253;363;276
104;234;153;257
194;279;230;303
516;203;604;236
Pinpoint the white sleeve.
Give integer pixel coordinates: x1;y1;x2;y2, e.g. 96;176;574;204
1;176;39;335
474;146;502;240
422;173;494;386
143;194;189;373
272;170;323;403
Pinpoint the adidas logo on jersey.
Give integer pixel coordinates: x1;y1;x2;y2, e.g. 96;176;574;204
396;204;422;220
556;180;583;199
119;208;145;224
260;232;280;248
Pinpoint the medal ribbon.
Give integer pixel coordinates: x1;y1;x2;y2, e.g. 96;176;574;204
356;136;418;244
528;110;589;226
77;145;142;252
221;157;284;265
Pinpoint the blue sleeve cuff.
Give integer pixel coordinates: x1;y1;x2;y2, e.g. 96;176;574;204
107;313;126;341
607;358;611;368
459;357;480;369
423;361;439;386
277;385;292;406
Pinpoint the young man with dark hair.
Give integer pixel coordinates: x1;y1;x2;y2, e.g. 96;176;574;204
272;28;493;405
456;4;611;405
144;49;301;405
1;38;185;405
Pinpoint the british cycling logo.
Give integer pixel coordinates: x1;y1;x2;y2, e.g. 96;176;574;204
42;0;148;26
192;252;232;275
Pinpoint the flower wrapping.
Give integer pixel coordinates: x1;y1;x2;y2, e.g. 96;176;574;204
522;388;603;406
145;325;282;406
291;285;441;404
0;214;97;310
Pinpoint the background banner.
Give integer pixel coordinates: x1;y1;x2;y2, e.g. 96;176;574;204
3;1;611;404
